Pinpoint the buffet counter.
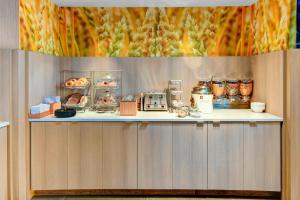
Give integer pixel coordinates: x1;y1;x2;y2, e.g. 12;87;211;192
29;109;282;196
29;109;283;122
0;122;9;128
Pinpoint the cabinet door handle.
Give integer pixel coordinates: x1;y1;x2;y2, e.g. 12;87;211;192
249;121;257;127
197;121;205;127
212;120;221;127
140;122;149;127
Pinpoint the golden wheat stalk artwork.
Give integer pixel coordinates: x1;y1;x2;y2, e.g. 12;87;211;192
19;0;296;57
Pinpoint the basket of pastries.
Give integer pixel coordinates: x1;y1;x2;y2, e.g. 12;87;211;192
64;77;90;89
63;93;89;108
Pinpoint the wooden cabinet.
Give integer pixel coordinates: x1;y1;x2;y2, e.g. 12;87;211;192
31;122;68;190
31;122;138;190
207;122;281;191
138;122;173;189
68;122;102;189
208;122;244;190
102;122;138;189
0;127;8;200
172;122;207;189
244;122;281;191
31;122;102;190
30;121;281;192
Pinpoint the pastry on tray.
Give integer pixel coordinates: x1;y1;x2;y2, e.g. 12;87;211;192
96;95;116;106
64;93;88;107
65;77;89;87
96;80;118;87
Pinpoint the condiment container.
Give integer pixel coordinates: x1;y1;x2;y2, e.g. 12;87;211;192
251;102;266;113
29;110;51;118
226;80;240;96
212;80;226;98
177;106;189;118
170;90;183;101
50;102;62;114
168;80;184;110
191;86;213;114
240;79;253;96
120;95;138;116
189;107;202;118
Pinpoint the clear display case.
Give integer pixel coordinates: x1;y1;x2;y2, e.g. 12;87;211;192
92;70;122;112
60;70;123;113
93;90;118;112
60;70;92;112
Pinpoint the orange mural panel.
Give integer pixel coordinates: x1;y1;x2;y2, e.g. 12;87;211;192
19;0;296;57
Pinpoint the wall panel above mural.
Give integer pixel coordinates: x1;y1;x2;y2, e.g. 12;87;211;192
19;0;296;57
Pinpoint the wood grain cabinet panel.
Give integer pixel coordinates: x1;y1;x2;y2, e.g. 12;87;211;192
31;122;68;190
0;127;8;200
208;122;244;190
138;122;172;189
30;121;281;192
103;122;138;189
244;122;281;191
172;122;208;189
68;122;103;189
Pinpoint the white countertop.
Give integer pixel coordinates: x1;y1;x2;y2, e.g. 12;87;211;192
29;109;283;122
0;122;9;128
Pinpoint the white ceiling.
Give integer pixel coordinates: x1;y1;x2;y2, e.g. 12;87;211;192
52;0;257;7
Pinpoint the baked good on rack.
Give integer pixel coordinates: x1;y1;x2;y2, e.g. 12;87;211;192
108;81;117;87
65;77;89;87
96;95;116;105
64;93;89;107
74;80;84;87
65;93;83;106
96;80;117;87
78;96;88;107
96;81;109;87
65;79;76;87
79;77;88;85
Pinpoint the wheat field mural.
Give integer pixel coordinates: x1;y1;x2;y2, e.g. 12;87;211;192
19;0;296;57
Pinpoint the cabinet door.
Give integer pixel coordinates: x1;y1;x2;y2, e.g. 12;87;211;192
31;122;68;190
68;122;102;189
172;122;207;189
138;122;172;189
103;122;137;189
208;122;244;190
0;127;8;200
244;122;281;191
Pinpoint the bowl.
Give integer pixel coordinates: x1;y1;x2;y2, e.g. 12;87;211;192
55;108;76;118
251;102;266;113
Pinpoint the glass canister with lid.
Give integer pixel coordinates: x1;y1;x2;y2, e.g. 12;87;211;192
212;79;226;98
240;79;253;96
226;79;240;96
240;79;253;102
168;80;184;111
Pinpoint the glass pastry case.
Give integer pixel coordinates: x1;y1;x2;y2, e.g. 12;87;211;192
60;70;92;112
60;70;123;113
92;70;123;112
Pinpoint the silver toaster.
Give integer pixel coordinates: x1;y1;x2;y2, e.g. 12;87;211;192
143;92;168;111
